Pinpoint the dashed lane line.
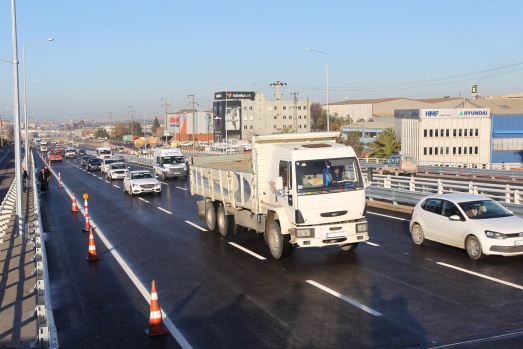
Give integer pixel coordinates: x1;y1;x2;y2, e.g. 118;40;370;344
306;280;382;316
437;262;523;291
185;221;207;232
367;211;408;221
157;207;172;214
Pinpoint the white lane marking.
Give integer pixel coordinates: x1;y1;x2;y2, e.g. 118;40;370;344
366;241;380;247
437;262;523;291
185;221;207;232
139;198;149;203
113;185;120;188
62;190;193;348
367;211;408;221
428;330;523;349
228;242;266;260
157;207;172;214
176;187;188;191
105;180;110;183
306;280;382;316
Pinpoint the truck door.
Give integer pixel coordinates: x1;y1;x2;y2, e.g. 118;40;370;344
278;160;293;207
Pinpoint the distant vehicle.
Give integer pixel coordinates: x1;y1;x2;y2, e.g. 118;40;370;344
98;137;105;143
86;158;102;171
95;146;113;160
101;158;119;174
48;149;63;162
81;155;93;166
64;148;77;159
410;194;523;259
180;141;193;147
78;149;87;156
106;162;129;181
377;154;417;176
40;141;48;152
152;147;188;180
123;170;161;196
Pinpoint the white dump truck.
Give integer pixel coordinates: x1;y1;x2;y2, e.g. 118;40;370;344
152;147;188;180
190;132;369;259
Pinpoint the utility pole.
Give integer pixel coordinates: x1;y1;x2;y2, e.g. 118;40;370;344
128;106;135;139
270;81;287;132
109;112;114;125
291;92;299;132
161;98;170;141
188;94;199;153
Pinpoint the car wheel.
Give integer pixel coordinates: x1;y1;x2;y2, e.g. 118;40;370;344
411;224;425;246
267;221;292;259
205;201;217;232
340;243;359;251
465;236;484;260
217;202;234;237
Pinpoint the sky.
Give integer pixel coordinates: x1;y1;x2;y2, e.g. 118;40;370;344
1;0;522;122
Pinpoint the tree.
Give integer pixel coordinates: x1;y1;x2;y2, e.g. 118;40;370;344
111;123;129;140
368;128;400;159
95;128;110;139
151;117;161;133
340;131;364;155
129;121;142;137
310;102;323;131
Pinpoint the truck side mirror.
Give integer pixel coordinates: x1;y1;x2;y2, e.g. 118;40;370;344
275;176;284;191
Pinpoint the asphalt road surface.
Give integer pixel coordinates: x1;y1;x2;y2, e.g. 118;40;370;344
33;150;523;349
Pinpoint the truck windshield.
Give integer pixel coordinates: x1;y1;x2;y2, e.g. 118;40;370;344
99;149;111;155
161;156;185;164
295;157;363;193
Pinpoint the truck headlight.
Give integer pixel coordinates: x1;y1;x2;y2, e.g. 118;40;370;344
485;230;506;239
296;228;313;238
356;223;368;233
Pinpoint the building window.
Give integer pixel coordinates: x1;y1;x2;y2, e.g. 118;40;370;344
464;129;468;137
435;129;439;137
474;146;478;154
274;125;277;129
424;129;427;137
274;106;277;110
429;147;433;155
423;147;427;155
475;129;479;136
274;116;277;119
440;147;443;154
250;125;253;129
459;129;462;137
446;147;449;154
453;147;456;154
435;147;438;155
469;129;473;136
446;129;449;137
469;146;473;154
453;129;457;137
429;129;433;137
441;129;444;137
249;106;253;110
304;115;307;119
243;125;247;129
458;147;462;155
464;147;467;154
299;115;302;119
283;115;286;119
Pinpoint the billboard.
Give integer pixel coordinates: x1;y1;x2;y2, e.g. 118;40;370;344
123;135;133;142
214;91;255;101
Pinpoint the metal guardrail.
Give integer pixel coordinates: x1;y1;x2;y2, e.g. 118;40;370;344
365;173;523;218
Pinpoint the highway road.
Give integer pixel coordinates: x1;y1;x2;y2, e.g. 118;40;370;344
33;150;523;349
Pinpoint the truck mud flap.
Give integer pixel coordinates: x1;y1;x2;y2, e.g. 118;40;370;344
197;200;206;220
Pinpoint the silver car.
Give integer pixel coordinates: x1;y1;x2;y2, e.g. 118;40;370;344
106;163;129;181
123;170;161;196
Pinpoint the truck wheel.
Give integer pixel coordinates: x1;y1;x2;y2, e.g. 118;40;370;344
205;201;217;232
340;243;359;252
267;221;292;259
217;202;234;237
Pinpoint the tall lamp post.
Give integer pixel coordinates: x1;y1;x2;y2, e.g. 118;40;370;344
23;38;53;166
305;47;329;131
212;81;227;152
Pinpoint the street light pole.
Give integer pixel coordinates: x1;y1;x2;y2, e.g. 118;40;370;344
305;47;329;131
23;38;53;168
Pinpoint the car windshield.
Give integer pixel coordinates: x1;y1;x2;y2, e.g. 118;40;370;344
162;156;185;164
132;172;153;179
458;199;513;219
111;164;126;169
295;157;363;193
88;159;101;164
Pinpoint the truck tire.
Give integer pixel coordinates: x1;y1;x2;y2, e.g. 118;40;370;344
340;243;359;251
267;221;292;259
205;201;217;232
217;202;234;237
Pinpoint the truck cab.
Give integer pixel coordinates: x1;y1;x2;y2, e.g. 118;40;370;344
153;147;188;180
95;146;113;160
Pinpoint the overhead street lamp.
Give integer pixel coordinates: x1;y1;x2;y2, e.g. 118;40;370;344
212;81;228;152
23;38;54;166
305;47;329;131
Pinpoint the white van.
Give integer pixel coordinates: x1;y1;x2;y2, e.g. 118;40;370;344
152;147;188;180
96;146;113;160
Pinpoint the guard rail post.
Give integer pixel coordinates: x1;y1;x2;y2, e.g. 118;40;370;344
505;184;511;203
437;179;443;194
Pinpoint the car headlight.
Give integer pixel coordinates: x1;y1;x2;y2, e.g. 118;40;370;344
485;230;507;240
296;228;313;237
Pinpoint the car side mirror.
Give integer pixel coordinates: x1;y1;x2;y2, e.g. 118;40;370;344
449;215;463;221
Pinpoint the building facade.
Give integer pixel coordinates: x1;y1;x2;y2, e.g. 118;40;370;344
395;108;492;165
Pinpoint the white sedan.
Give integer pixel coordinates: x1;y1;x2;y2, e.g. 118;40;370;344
410;193;523;259
123;170;161;196
106;163;129;181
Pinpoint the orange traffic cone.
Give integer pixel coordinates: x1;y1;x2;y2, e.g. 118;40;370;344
145;280;169;336
86;227;100;261
57;172;63;189
71;193;79;212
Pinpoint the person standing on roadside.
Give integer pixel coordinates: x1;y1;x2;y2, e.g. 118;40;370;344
38;167;47;193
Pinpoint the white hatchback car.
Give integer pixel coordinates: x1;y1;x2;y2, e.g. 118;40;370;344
123;170;161;196
101;158;119;174
410;194;523;259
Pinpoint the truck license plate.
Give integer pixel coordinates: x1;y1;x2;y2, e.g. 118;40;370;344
326;232;345;238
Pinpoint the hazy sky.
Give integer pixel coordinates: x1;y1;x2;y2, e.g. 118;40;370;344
1;0;522;121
